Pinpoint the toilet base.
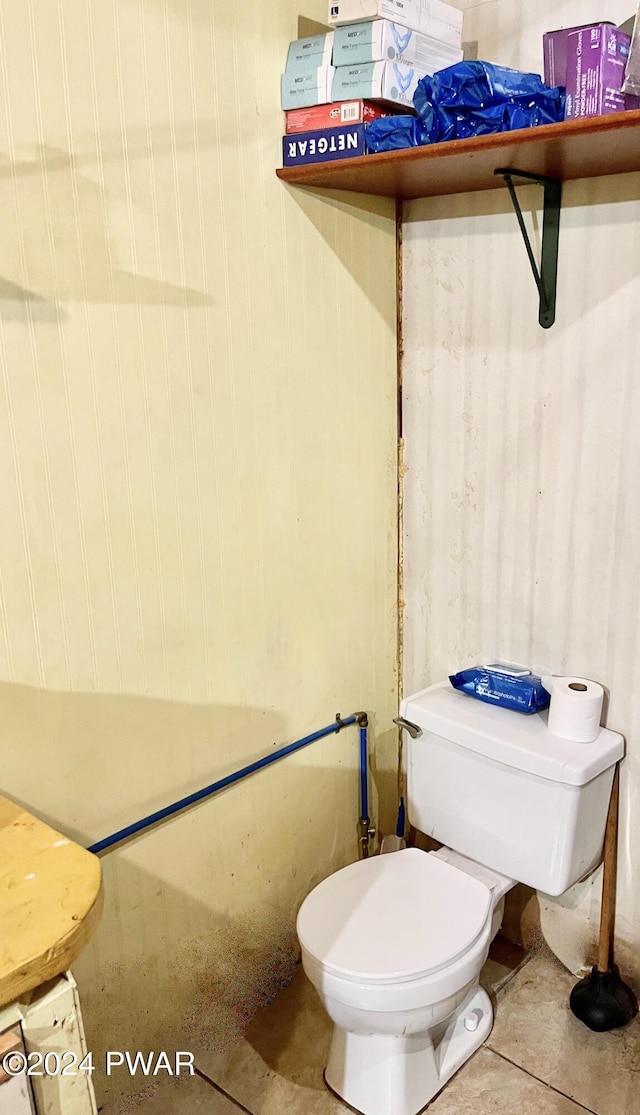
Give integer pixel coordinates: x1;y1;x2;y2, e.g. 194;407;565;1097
324;986;493;1115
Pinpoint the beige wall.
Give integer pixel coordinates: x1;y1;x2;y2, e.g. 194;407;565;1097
0;0;398;1103
403;0;640;988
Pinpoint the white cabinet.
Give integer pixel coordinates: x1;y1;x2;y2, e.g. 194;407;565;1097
0;1029;35;1114
0;974;96;1115
0;1072;35;1115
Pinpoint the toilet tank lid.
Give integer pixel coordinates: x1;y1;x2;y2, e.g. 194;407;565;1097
401;682;624;786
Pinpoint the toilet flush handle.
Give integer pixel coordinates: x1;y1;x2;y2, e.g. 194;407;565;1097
393;717;422;739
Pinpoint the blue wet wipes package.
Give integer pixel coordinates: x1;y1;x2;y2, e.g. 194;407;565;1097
366;115;428;152
414;60;566;145
449;667;551;715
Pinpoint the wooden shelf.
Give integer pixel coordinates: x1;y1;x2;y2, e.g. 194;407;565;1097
277;110;640;199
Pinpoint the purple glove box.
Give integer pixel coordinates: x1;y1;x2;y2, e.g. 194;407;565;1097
543;22;614;88
564;24;640;118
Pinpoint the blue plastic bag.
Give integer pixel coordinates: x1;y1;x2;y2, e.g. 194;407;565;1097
449;667;551;715
365;115;429;153
414;61;566;145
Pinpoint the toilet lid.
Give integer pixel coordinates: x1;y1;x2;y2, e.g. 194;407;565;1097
297;848;492;983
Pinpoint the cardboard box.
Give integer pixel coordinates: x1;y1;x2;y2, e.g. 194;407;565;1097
281;66;335;110
285;32;334;71
565;25;640;118
328;0;463;49
282;124;367;166
285;99;393;133
332;59;426;108
543;22;614;87
622;4;640;95
333;18;462;69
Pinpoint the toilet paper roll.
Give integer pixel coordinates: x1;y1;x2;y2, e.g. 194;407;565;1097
547;677;604;743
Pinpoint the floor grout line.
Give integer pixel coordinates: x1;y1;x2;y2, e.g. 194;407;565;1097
485;1046;600;1115
195;1067;256;1115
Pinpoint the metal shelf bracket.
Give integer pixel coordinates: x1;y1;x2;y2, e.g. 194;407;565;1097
495;167;562;329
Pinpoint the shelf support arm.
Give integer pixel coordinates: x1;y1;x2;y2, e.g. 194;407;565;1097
495;168;562;329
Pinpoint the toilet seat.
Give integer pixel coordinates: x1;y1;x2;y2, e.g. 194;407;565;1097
297;848;492;984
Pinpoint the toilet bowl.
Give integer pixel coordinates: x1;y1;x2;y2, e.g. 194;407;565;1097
297;847;513;1115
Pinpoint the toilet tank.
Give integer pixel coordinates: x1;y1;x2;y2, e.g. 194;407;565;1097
400;681;624;897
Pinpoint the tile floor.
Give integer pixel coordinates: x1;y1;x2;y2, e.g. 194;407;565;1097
101;947;640;1115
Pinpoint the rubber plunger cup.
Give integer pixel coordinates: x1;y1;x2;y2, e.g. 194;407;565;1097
570;966;637;1032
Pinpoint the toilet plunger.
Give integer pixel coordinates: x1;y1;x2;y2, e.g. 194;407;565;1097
569;766;637;1031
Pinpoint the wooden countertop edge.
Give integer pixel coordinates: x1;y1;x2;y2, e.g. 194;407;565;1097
0;880;104;1008
0;796;104;1008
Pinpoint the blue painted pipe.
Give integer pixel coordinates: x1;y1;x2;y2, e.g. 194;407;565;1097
359;721;371;859
360;724;369;825
88;713;368;856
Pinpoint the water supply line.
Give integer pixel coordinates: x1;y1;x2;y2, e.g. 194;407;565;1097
358;714;375;858
87;711;372;858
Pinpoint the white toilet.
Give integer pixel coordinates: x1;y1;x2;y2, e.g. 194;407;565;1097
296;680;624;1115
